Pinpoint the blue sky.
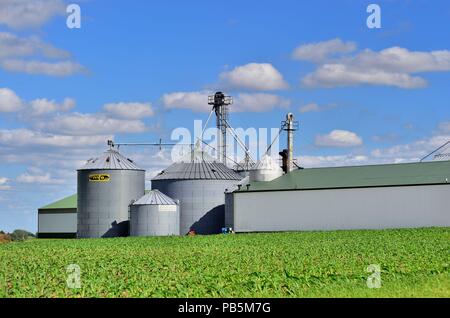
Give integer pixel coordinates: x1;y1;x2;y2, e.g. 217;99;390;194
1;0;450;232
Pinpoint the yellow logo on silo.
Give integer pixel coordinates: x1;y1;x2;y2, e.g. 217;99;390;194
88;174;110;182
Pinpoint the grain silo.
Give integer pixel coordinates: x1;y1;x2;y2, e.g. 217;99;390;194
151;158;243;235
77;147;145;238
130;190;179;236
249;154;283;182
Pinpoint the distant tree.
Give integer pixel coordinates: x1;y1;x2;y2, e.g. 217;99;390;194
10;229;35;242
0;232;11;244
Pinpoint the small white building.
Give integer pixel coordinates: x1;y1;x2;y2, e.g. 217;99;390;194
37;194;77;238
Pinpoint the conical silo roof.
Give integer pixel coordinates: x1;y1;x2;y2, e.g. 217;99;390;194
252;154;282;171
79;148;143;171
132;190;177;205
152;162;243;181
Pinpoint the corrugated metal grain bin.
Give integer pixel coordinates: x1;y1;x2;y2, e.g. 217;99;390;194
77;148;145;238
152;161;243;235
130;190;179;236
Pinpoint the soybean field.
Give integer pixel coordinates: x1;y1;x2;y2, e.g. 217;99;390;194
0;227;449;297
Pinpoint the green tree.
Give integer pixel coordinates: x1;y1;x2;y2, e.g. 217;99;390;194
10;229;35;242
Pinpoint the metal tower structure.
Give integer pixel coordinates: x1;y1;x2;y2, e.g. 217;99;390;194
208;92;233;165
280;113;299;173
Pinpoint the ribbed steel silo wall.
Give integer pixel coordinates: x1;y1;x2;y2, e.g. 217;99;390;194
152;179;236;235
130;205;179;236
224;192;234;229
77;169;145;238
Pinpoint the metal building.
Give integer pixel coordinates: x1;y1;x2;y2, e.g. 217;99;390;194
130;190;179;236
77;148;145;238
227;161;450;232
37;194;77;238
152;161;243;235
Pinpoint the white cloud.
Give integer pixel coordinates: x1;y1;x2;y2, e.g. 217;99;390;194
162;91;290;113
300;44;450;89
103;102;154;119
0;0;65;29
0;32;86;76
162;91;213;112
0;88;23;112
299;123;450;167
292;38;357;63
315;130;363;147
233;93;290;112
371;134;450;162
303;63;427;89
35;113;148;135
17;173;63;185
0;87;75;116
299;102;336;113
299;103;320;113
29;98;75;116
1;59;86;76
0;129;111;148
219;63;288;90
0;32;70;59
298;154;370;168
0;177;12;190
350;47;450;73
438;122;450;133
1;88;150;135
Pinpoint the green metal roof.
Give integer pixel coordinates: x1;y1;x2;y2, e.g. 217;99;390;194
39;194;77;210
238;161;450;192
38;190;152;210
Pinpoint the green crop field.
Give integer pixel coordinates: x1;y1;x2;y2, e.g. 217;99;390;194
1;227;449;298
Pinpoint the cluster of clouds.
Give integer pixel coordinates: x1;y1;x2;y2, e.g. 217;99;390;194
0;31;85;76
0;177;12;190
0;0;85;76
0;87;157;189
0;87;154;135
160;61;292;114
162;90;290;113
293;38;450;89
0;2;448;189
219;63;288;91
315;130;363;148
0;0;65;29
299;102;337;114
300;121;450;168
